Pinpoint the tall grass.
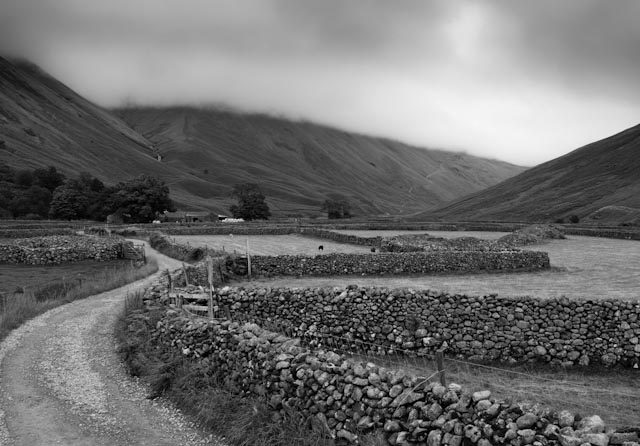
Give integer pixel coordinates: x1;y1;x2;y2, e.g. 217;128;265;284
0;259;158;341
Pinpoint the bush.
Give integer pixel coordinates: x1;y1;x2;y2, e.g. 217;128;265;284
569;215;580;224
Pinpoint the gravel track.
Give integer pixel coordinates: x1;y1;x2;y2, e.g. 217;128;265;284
0;243;226;446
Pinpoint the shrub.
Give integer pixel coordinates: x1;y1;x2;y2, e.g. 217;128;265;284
569;214;580;224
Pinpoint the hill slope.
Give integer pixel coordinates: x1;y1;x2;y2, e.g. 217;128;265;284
0;56;218;209
0;56;524;216
424;123;640;222
116;106;524;215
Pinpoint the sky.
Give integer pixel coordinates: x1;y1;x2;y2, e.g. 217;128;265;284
1;0;639;166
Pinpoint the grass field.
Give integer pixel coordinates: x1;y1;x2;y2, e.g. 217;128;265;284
171;234;372;256
0;258;157;341
0;259;129;295
236;234;640;301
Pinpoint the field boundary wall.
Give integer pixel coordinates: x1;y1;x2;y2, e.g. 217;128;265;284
0;235;129;264
135;280;637;445
188;285;640;369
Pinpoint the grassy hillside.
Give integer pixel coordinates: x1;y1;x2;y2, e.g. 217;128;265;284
0;56;524;216
116;106;524;216
423;123;640;222
0;57;219;210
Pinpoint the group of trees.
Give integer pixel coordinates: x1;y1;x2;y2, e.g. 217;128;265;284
1;162;350;222
0;162;174;222
227;183;351;220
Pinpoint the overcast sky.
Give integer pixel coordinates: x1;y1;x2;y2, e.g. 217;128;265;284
1;0;639;166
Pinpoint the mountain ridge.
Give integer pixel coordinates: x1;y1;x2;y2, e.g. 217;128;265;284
0;56;525;216
424;123;640;222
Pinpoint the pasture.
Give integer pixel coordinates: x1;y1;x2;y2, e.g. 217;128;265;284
239;234;640;301
0;259;127;295
171;233;372;256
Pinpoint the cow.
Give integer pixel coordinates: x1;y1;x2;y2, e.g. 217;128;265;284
318;245;324;251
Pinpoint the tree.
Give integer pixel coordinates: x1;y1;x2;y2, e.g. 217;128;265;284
108;175;175;223
9;185;51;218
229;183;270;220
322;196;351;219
49;185;90;220
33;166;66;192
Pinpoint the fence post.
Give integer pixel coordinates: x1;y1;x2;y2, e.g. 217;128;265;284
182;263;190;287
436;350;446;387
177;293;183;310
246;237;252;278
207;255;214;319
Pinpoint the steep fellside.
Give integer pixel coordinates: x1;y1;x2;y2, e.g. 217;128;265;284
0;56;524;216
116;106;524;216
424;124;640;222
0;57;221;209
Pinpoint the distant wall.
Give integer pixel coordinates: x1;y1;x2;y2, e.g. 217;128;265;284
0;235;127;264
247;251;549;277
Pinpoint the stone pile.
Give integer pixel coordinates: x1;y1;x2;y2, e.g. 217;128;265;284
134;299;639;446
0;235;127;264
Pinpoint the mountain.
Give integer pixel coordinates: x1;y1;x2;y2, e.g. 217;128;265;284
115;106;524;215
0;56;524;216
423;123;640;222
0;56;218;209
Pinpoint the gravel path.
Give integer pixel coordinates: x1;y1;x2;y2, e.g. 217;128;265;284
0;243;226;446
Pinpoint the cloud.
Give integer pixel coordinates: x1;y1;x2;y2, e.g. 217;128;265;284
1;0;639;166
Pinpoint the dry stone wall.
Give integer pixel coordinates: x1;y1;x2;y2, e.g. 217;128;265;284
137;282;638;445
223;251;548;278
0;235;128;264
197;286;640;368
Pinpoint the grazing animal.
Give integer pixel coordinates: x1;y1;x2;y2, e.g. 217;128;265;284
318;245;324;251
370;247;376;252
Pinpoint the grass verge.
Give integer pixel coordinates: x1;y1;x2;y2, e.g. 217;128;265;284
0;259;158;342
115;295;386;446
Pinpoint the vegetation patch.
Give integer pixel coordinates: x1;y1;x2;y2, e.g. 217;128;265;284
0;257;157;341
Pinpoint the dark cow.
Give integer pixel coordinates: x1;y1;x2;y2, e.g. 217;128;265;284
318;245;324;251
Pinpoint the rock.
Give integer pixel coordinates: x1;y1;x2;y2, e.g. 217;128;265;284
472;390;491;402
559;434;584;446
464;425;482;443
517;413;539;429
385;420;402;432
422;402;443;421
389;384;404;398
544;424;561;439
476;399;492;411
392;390;424;407
519;429;537;445
576;416;605;434
580;433;609;446
610;433;639;445
337;429;358;443
558;411;575;428
427;429;443;446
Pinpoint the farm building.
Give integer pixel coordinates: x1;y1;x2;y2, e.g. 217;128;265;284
162;210;215;223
